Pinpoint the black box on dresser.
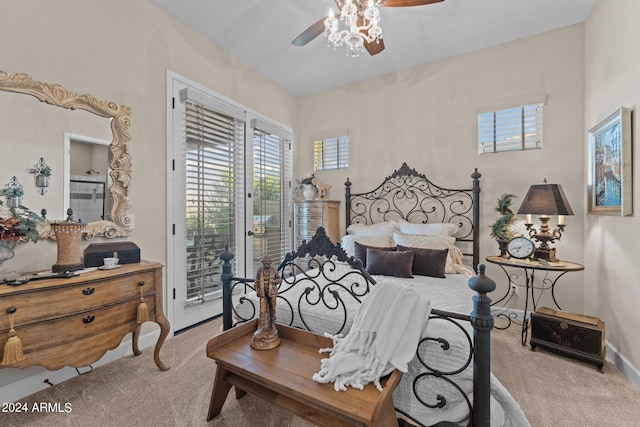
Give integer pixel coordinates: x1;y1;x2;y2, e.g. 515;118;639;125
530;306;606;371
84;242;141;267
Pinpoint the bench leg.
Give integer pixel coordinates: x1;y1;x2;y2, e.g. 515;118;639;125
373;400;399;427
235;387;247;399
207;366;233;421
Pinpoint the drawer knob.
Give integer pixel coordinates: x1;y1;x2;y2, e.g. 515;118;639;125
82;287;95;296
82;315;95;324
138;281;145;287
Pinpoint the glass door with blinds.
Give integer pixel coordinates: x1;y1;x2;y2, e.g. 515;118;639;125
168;74;292;332
250;120;292;275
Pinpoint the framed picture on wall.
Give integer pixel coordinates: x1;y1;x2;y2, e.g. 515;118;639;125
587;107;633;216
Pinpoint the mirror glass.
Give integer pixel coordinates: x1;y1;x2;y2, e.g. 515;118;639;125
0;71;132;238
66;134;112;224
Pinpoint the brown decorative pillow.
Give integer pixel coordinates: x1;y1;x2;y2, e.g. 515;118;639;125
365;248;414;278
397;245;449;278
353;241;396;268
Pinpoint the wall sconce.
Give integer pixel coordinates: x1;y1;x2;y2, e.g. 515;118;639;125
29;157;52;196
517;179;574;262
1;176;24;208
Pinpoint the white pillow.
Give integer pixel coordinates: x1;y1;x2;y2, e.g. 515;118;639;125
397;219;458;237
346;221;398;237
340;234;394;258
392;232;462;274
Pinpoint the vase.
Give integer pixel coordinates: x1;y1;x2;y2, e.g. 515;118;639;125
0;240;17;269
302;184;315;201
51;221;86;272
6;196;21;209
497;240;509;258
35;175;49;195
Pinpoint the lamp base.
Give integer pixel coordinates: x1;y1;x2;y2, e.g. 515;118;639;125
534;247;558;263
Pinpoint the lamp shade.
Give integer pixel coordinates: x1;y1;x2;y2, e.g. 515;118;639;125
517;182;574;216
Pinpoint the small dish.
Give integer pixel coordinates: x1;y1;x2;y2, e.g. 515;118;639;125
98;264;122;270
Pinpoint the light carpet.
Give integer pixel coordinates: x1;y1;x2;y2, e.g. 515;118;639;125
2;317;639;427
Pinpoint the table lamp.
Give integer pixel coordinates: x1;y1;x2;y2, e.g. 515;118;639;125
517;179;574;262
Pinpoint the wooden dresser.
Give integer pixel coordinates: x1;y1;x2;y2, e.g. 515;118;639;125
293;199;340;247
0;260;170;371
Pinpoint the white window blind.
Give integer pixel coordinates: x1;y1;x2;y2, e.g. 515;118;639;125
314;135;349;171
251;122;292;266
183;100;245;300
478;102;544;154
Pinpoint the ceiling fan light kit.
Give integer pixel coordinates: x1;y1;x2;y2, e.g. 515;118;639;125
324;0;383;57
292;0;444;57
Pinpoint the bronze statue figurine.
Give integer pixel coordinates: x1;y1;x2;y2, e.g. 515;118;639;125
250;256;281;350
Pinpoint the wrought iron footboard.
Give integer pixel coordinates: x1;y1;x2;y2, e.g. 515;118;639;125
219;229;495;427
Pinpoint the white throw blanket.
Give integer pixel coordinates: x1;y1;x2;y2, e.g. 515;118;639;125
312;280;432;391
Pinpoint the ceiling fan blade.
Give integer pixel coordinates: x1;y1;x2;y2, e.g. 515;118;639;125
364;38;385;56
292;17;327;46
378;0;444;7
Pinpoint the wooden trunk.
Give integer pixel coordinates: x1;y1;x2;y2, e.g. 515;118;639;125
530;306;605;371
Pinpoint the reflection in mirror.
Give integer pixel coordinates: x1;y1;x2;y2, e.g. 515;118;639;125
0;70;133;239
64;133;112;224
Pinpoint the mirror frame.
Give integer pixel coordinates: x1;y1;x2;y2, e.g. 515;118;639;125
0;70;133;239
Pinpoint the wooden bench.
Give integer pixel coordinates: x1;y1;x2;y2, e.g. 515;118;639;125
206;319;402;426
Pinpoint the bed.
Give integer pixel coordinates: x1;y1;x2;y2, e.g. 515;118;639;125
219;163;529;427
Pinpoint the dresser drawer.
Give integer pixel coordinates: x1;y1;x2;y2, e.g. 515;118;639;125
0;298;154;356
0;271;156;330
296;204;324;216
296;216;323;227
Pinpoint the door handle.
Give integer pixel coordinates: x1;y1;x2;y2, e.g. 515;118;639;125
247;231;255;236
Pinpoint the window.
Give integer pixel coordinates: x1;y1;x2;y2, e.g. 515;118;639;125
314;135;349;171
478;100;544;154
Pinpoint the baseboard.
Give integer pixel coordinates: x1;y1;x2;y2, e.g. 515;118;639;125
0;329;162;403
606;341;640;391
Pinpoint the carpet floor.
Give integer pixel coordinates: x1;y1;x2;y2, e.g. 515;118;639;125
2;317;639;427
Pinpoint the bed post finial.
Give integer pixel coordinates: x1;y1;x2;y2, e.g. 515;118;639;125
468;263;495;427
219;244;235;331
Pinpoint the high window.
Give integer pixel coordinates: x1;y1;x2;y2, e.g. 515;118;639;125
314;135;349;171
478;99;545;154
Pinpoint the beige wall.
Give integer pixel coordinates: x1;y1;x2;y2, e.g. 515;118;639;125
0;0;296;273
298;24;587;315
585;0;640;373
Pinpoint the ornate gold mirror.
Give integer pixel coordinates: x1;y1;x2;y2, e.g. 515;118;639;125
0;70;132;238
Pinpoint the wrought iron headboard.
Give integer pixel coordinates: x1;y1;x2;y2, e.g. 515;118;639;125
345;163;481;271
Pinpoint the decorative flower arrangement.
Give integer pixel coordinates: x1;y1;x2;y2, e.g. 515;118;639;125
296;173;317;190
0;201;43;243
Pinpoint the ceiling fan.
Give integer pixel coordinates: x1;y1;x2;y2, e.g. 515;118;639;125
292;0;444;56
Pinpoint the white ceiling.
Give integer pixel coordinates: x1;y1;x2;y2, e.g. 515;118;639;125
150;0;596;97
